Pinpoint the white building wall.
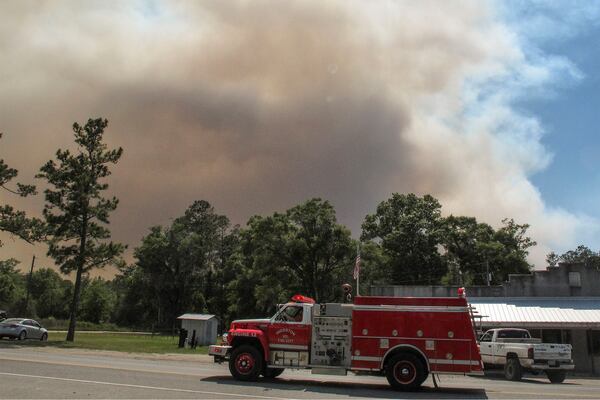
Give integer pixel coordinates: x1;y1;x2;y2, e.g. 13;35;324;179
180;319;217;346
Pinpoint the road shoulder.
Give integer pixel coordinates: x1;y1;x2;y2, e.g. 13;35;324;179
0;343;213;363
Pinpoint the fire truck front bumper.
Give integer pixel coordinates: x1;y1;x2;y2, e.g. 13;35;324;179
209;345;232;363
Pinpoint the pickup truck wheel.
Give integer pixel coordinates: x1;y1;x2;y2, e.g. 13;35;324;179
385;352;426;391
504;358;522;381
546;371;567;383
229;345;263;381
263;368;284;379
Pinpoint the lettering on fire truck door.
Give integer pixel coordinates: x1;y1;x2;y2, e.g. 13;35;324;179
267;304;311;349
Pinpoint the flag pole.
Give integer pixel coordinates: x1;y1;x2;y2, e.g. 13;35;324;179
356;243;360;297
357;268;360;297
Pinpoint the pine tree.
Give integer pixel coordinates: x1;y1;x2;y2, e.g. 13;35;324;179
0;132;43;246
37;118;125;341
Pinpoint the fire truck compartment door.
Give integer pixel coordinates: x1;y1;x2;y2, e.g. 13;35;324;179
433;340;472;372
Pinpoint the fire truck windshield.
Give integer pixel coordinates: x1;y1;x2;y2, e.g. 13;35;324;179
273;304;303;322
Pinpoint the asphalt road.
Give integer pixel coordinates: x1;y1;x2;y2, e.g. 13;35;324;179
0;347;599;399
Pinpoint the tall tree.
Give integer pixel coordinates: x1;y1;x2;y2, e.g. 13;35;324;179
361;193;447;285
228;213;294;318
0;132;43;248
37;118;125;341
546;245;600;270
29;268;72;319
112;264;154;328
441;216;496;285
286;199;354;301
491;218;535;281
229;198;354;320
133;200;235;329
440;216;534;285
79;277;116;324
0;259;25;310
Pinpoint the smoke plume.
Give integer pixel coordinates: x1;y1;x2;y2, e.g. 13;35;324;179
0;0;596;273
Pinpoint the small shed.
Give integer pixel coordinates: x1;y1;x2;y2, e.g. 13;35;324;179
177;313;218;346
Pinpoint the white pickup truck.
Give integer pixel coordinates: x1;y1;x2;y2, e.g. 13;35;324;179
479;328;574;383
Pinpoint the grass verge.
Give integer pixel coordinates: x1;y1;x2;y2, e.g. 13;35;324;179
0;332;208;354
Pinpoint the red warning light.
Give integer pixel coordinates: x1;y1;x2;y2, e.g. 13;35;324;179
291;294;316;304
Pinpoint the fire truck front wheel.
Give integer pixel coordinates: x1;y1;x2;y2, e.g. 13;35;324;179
385;352;426;391
229;345;264;381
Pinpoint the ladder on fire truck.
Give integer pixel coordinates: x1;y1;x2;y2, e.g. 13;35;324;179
468;304;486;338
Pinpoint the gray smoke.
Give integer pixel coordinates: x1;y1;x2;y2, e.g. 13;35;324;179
0;1;595;274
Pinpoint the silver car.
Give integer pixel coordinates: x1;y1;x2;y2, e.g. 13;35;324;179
0;318;48;341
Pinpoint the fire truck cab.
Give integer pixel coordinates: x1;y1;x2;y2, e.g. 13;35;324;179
209;292;483;390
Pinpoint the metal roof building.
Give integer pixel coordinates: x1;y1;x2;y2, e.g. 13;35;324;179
470;298;600;329
177;313;217;321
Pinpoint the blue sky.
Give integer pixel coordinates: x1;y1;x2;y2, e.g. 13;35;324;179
501;1;600;245
526;24;600;219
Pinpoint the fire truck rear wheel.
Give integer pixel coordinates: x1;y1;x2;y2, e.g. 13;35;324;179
263;367;284;379
229;345;264;381
385;352;426;391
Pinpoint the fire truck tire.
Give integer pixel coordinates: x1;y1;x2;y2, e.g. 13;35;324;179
504;358;522;381
385;352;426;391
546;370;567;383
263;367;284;379
229;345;264;381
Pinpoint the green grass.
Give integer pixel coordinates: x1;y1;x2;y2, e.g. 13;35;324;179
38;318;127;332
0;332;209;354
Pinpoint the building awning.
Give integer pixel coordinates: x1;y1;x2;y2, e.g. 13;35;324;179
469;298;600;329
177;313;216;321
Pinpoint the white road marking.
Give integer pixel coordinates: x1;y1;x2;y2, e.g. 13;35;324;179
486;390;600;399
0;355;217;378
0;372;296;400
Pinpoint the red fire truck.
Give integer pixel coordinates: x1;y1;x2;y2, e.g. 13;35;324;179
209;291;483;390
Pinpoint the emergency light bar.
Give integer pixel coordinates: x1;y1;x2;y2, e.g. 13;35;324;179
291;294;316;304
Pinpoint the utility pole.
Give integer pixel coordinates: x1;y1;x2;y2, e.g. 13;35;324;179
25;255;36;307
485;259;490;286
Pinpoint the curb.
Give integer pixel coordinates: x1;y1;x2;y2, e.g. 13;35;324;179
47;330;154;335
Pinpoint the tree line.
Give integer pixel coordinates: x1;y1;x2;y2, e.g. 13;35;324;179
1;118;597;337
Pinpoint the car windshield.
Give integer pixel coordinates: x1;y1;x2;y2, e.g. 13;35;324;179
0;318;23;324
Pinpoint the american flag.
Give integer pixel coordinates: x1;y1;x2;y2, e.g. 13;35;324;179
353;250;361;280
